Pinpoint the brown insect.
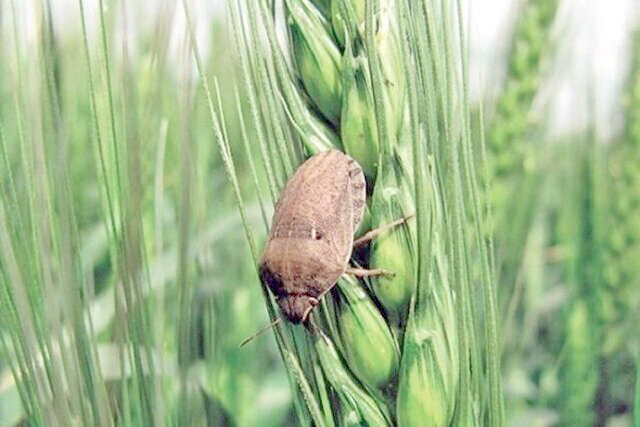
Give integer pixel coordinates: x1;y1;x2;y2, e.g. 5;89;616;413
258;150;404;326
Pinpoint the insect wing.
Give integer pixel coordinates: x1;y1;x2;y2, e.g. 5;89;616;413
268;151;364;265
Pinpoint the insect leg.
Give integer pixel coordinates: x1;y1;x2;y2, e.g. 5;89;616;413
345;267;395;278
305;313;327;336
352;214;415;248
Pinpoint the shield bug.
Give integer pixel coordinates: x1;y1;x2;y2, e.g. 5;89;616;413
258;150;405;326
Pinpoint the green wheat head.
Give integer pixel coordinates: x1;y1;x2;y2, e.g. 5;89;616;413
486;0;560;304
195;0;504;425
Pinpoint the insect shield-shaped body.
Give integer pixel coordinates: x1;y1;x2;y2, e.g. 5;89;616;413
259;150;366;324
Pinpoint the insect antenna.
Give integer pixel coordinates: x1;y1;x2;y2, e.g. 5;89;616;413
239;317;282;347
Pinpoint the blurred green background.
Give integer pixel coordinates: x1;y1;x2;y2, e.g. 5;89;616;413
0;0;638;426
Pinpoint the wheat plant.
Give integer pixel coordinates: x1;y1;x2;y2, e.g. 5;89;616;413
185;0;504;425
0;1;292;425
6;0;638;425
486;0;560;318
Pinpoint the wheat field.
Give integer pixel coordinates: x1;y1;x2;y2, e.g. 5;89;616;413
0;0;638;426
